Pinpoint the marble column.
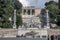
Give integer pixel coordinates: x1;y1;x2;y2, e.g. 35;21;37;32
30;9;32;15
26;10;28;15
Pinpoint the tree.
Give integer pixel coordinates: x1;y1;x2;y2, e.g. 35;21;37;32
12;0;22;28
13;0;22;10
45;1;60;26
16;15;22;28
40;9;47;27
0;0;13;28
0;0;22;28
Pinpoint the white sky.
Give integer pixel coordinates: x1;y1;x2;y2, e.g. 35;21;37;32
19;0;58;9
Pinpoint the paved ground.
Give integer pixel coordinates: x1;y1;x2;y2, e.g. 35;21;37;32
0;37;47;40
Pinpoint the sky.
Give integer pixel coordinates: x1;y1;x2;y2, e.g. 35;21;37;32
19;0;58;9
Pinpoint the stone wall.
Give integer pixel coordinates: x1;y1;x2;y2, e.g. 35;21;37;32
0;28;60;38
0;29;17;37
47;29;60;36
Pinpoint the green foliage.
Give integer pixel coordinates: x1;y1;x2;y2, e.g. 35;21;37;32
56;15;60;25
13;0;22;10
40;9;46;26
0;0;22;28
2;21;11;28
16;14;22;28
45;1;60;26
45;1;59;18
0;0;13;28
